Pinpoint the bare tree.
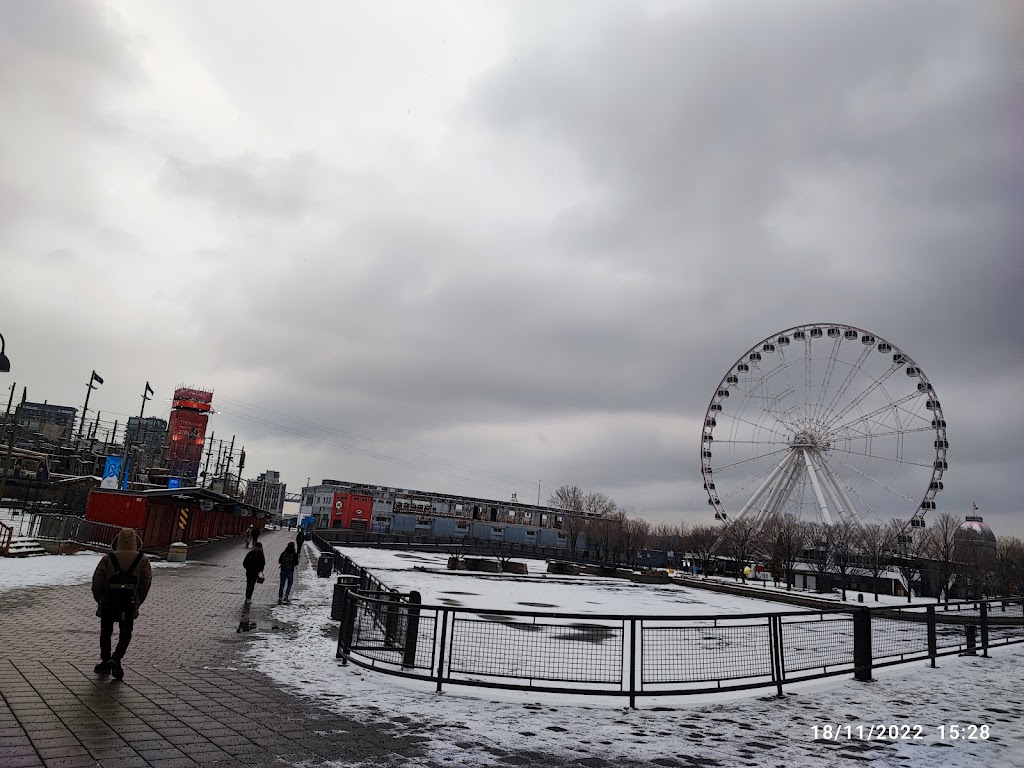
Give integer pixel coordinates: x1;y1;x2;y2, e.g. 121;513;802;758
831;520;863;601
859;522;894;601
807;523;837;594
888;518;924;603
685;524;720;578
922;512;963;602
723;517;760;583
548;484;584;512
993;536;1024;598
619;515;651;567
762;514;809;591
548;485;585;555
582;491;617;518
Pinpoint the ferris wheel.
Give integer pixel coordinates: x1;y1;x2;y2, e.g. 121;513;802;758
701;324;947;530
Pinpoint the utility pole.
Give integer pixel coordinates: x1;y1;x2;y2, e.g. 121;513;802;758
119;382;153;490
236;447;245;498
202;431;215;489
537;481;541;506
224;435;236;493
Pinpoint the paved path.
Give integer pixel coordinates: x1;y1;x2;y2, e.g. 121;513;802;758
0;532;430;768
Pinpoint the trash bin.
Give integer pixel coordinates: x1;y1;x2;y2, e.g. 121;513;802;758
331;576;361;621
317;553;335;578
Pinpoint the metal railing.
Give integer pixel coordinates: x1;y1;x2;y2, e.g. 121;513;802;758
327;551;1024;707
21;513;131;550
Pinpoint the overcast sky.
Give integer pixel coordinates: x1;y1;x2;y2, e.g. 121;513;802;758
2;1;1022;535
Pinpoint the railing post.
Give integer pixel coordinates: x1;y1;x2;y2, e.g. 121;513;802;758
339;588;358;664
980;602;989;658
769;616;785;695
385;589;401;647
629;618;637;709
435;609;450;693
403;591;421;669
926;606;937;668
853;607;873;682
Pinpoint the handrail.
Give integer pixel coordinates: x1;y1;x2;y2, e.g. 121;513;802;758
0;520;11;557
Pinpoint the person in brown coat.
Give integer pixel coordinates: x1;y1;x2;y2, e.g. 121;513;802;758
91;527;153;680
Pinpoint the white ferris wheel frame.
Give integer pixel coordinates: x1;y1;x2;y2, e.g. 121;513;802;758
701;323;947;529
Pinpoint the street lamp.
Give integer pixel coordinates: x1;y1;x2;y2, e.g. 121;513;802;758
0;333;9;372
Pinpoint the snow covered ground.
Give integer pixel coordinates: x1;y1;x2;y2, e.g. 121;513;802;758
248;548;1024;767
0;551;188;594
698;573;941;607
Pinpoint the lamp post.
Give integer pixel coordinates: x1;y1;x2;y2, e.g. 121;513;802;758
0;332;10;373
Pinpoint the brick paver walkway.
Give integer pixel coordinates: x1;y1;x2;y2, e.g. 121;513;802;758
0;532;429;767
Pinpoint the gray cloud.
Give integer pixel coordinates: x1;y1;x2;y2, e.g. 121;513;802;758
2;0;1022;537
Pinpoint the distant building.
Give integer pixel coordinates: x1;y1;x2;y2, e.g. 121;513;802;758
297;478;576;548
245;470;287;515
14;402;77;441
126;416;167;456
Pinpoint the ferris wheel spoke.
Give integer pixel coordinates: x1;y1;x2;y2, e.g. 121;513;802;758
720;393;790;442
713;439;791;446
828;391;924;436
825;452;919;505
832;425;934;441
829;445;933;470
747;366;796;428
819;344;873;423
804;336;813;422
713;446;791;474
824;362;902;431
775;347;801;422
811;337;844;424
716;411;793;444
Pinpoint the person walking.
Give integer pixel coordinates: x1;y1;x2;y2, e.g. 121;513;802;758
242;542;265;604
91;528;153;681
278;542;300;604
250;524;261;548
295;528;305;550
244;525;253;548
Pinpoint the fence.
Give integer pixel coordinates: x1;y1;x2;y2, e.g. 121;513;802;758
322;545;1024;707
10;512;130;550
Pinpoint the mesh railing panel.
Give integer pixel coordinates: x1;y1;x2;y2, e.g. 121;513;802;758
986;601;1024;644
780;617;855;673
448;617;622;684
872;615;929;660
642;623;772;684
350;600;437;671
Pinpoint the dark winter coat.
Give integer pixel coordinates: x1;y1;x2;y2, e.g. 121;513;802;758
243;549;265;575
278;549;300;572
91;528;153;619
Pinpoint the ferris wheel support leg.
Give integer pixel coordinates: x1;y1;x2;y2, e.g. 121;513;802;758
765;459;802;521
820;456;862;525
734;453;794;524
815;454;851;526
754;450;798;525
802;449;834;526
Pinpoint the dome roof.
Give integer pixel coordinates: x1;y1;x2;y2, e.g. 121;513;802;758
956;515;997;545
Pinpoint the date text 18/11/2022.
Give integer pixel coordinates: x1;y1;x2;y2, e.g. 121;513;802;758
813;724;992;741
